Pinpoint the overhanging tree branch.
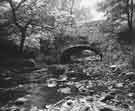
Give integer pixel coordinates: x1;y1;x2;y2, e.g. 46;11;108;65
8;0;22;28
15;0;27;10
24;19;32;29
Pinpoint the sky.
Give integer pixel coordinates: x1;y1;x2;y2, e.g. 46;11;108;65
80;0;105;21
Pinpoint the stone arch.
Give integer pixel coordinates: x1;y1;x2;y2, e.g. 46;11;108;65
60;45;102;64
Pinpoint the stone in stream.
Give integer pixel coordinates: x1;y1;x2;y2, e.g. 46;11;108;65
58;87;72;94
101;94;114;103
100;107;113;111
15;97;28;106
21;59;36;67
46;78;57;87
60;100;74;111
14;58;36;69
48;65;67;76
49;96;123;111
124;72;135;81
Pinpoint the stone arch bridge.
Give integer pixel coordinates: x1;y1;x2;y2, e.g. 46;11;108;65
59;44;103;64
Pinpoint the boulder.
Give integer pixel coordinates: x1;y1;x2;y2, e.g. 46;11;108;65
20;59;36;67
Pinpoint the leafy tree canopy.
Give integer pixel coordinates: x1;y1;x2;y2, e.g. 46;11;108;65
98;0;135;31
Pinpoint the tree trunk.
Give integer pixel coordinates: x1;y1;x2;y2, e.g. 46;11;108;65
128;21;133;31
127;0;133;32
130;0;133;31
20;31;26;53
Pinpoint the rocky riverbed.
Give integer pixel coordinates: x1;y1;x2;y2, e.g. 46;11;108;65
0;56;135;111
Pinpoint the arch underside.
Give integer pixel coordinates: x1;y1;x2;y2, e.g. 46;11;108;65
60;45;102;64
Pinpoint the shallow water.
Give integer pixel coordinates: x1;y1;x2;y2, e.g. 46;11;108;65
1;53;132;111
0;63;91;109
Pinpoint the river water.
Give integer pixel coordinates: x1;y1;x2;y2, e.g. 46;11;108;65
0;60;99;110
0;55;133;111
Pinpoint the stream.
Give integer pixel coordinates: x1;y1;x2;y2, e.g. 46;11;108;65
0;53;104;110
0;54;134;111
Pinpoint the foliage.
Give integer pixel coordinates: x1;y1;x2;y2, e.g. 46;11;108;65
0;0;97;55
0;0;55;53
98;0;135;32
